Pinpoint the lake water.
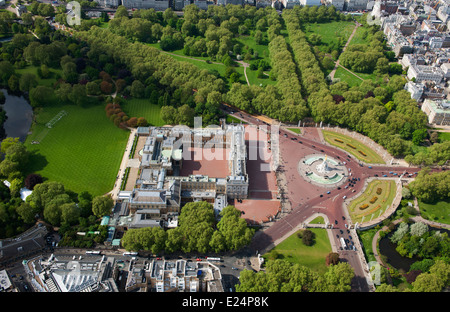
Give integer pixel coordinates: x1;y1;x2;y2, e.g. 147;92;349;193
379;225;450;272
0;89;33;142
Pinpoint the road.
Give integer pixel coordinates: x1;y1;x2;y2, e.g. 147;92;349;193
222;104;424;292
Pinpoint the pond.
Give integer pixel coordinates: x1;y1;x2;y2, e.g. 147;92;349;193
379;225;450;272
0;89;33;142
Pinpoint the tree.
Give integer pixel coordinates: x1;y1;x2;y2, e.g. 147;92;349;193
323;262;354;292
177;104;195;126
136;117;148;127
29;86;54;107
61;202;80;225
409;222;428;237
214;205;254;251
92;195;113;218
390;222;409;244
43;194;73;226
19;73;38;92
160;105;177;125
1;137;19;154
131;80;145;98
412;128;428;145
412;272;444;292
326;252;340;266
17;202;38;224
24;173;43;190
115;5;129;19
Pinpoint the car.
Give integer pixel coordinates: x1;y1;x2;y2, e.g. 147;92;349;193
299;141;303;144
389;171;393;174
337;186;341;190
327;191;331;194
312;145;316;148
342;216;346;220
320;194;323;197
383;174;387;177
335;220;338;224
368;166;372;169
320;149;324;152
344;185;348;189
393;173;398;176
196;258;201;261
232;267;238;270
374;174;378;177
340;230;344;234
343;195;347;199
336;234;339;238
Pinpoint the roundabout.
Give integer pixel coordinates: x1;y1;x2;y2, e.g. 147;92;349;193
299;154;347;187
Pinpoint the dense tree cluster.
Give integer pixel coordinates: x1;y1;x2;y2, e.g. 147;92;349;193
236;259;354;292
405;141;450;166
121;202;254;254
408;168;450;203
283;8;329;97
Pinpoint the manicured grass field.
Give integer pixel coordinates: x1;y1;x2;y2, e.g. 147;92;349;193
418;200;450;225
24;104;130;196
322;129;385;164
347;25;371;46
334;66;363;87
121;98;165;127
263;228;332;275
303;21;355;52
347;179;397;224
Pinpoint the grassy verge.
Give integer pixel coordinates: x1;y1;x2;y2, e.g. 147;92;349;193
322;129;385;164
24;103;129;196
418;200;450;225
263;228;332;275
287;128;301;134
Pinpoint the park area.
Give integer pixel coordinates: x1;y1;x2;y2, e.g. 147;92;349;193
263;228;332;275
347;179;397;224
322;129;385;164
24;103;129;196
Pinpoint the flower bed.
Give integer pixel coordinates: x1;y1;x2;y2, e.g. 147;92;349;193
369;196;378;204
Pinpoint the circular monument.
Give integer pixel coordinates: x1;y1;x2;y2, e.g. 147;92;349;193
298;154;347;187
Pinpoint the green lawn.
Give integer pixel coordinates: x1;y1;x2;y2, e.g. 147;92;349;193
347;179;397;224
418;200;450;225
334;66;363;87
303;21;355;52
121;98;165;126
263;228;332;275
347;25;371;46
287;128;301;134
226;114;246;124
357;227;378;264
438;132;450;142
322;129;385;164
16;65;63;88
235;35;271;65
24;103;129;196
